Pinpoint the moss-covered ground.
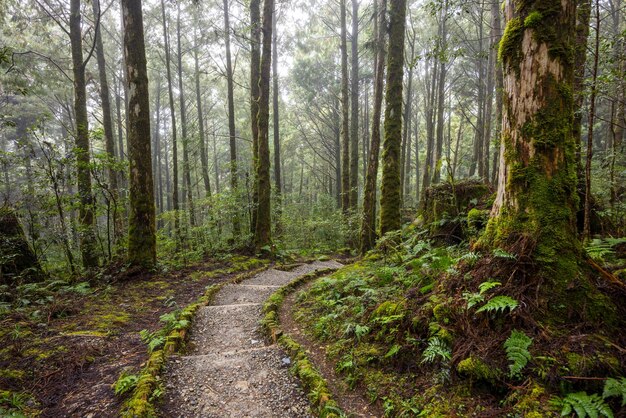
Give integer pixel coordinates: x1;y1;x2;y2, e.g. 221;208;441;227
0;254;269;417
293;226;626;417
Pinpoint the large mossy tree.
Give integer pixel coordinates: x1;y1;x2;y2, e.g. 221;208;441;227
485;0;612;318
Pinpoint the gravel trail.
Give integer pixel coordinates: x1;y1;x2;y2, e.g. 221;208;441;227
160;260;343;418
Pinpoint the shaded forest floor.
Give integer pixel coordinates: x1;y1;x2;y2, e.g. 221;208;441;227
0;255;269;417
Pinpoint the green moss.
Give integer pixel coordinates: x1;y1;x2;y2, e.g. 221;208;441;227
0;369;25;380
524;11;542;28
456;356;499;381
498;17;524;69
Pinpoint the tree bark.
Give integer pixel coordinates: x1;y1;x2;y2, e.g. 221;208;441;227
487;0;580;281
379;0;406;235
254;0;274;249
432;0;448;184
223;0;240;235
70;0;98;269
340;0;350;213
123;0;156;268
349;0;359;209
360;0;386;253
272;6;282;231
250;0;261;234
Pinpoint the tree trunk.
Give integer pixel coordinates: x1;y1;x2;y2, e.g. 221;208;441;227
194;9;211;197
250;0;261;235
349;0;359;210
609;0;624;206
123;0;156;268
340;0;350;213
583;0;600;242
161;0;180;235
421;57;437;197
432;0;448;184
401;35;415;199
176;2;195;228
92;0;121;242
70;0;98;269
223;0;240;236
360;0;386;253
491;0;504;185
254;0;274;249
379;0;406;235
272;6;282;232
483;0;498;183
487;0;580;284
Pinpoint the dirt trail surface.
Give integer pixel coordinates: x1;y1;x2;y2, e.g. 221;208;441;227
161;260;343;418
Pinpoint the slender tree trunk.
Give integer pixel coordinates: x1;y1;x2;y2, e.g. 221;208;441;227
483;0;498;183
491;0;504;185
70;0;98;269
176;2;195;227
250;0;261;234
212;130;220;194
272;7;282;233
421;57;437;197
254;0;274;249
401;36;415;198
609;0;624;206
432;2;448;184
92;0;120;242
340;0;350;213
379;0;406;235
123;0;156;268
414;110;420;202
349;0;359;209
360;0;386;252
583;0;600;242
194;10;211;197
161;0;180;235
153;79;163;214
223;0;240;235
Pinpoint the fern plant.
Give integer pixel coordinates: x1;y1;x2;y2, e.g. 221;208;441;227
114;372;139;396
504;330;532;377
476;296;518;314
421;337;451;364
462;280;501;309
603;377;626;406
551;392;613;418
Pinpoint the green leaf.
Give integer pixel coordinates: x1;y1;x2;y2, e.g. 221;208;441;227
476;296;518;314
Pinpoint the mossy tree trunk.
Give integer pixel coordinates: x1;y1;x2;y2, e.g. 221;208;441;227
360;0;386;253
349;0;359;210
254;0;274;249
223;0;241;236
70;0;98;270
379;0;406;235
250;0;261;235
0;207;43;286
431;0;448;184
487;0;580;281
340;0;350;213
271;7;282;234
123;0;156;268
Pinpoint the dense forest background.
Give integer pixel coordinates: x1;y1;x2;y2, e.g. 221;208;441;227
1;0;626;416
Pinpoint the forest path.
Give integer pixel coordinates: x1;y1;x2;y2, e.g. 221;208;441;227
160;260;343;418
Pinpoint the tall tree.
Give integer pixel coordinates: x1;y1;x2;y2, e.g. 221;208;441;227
379;0;406;235
91;0;120;241
349;0;359;209
69;0;98;269
250;0;261;233
272;7;282;216
340;0;350;212
431;0;448;184
254;0;274;248
123;0;156;268
160;0;180;235
194;9;211;197
487;0;580;283
176;2;195;227
360;0;386;253
222;0;240;235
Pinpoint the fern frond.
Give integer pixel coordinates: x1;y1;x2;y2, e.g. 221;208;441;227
603;377;626;407
551;392;614;418
504;330;532;377
478;281;501;294
421;337;451;364
476;296;518;314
